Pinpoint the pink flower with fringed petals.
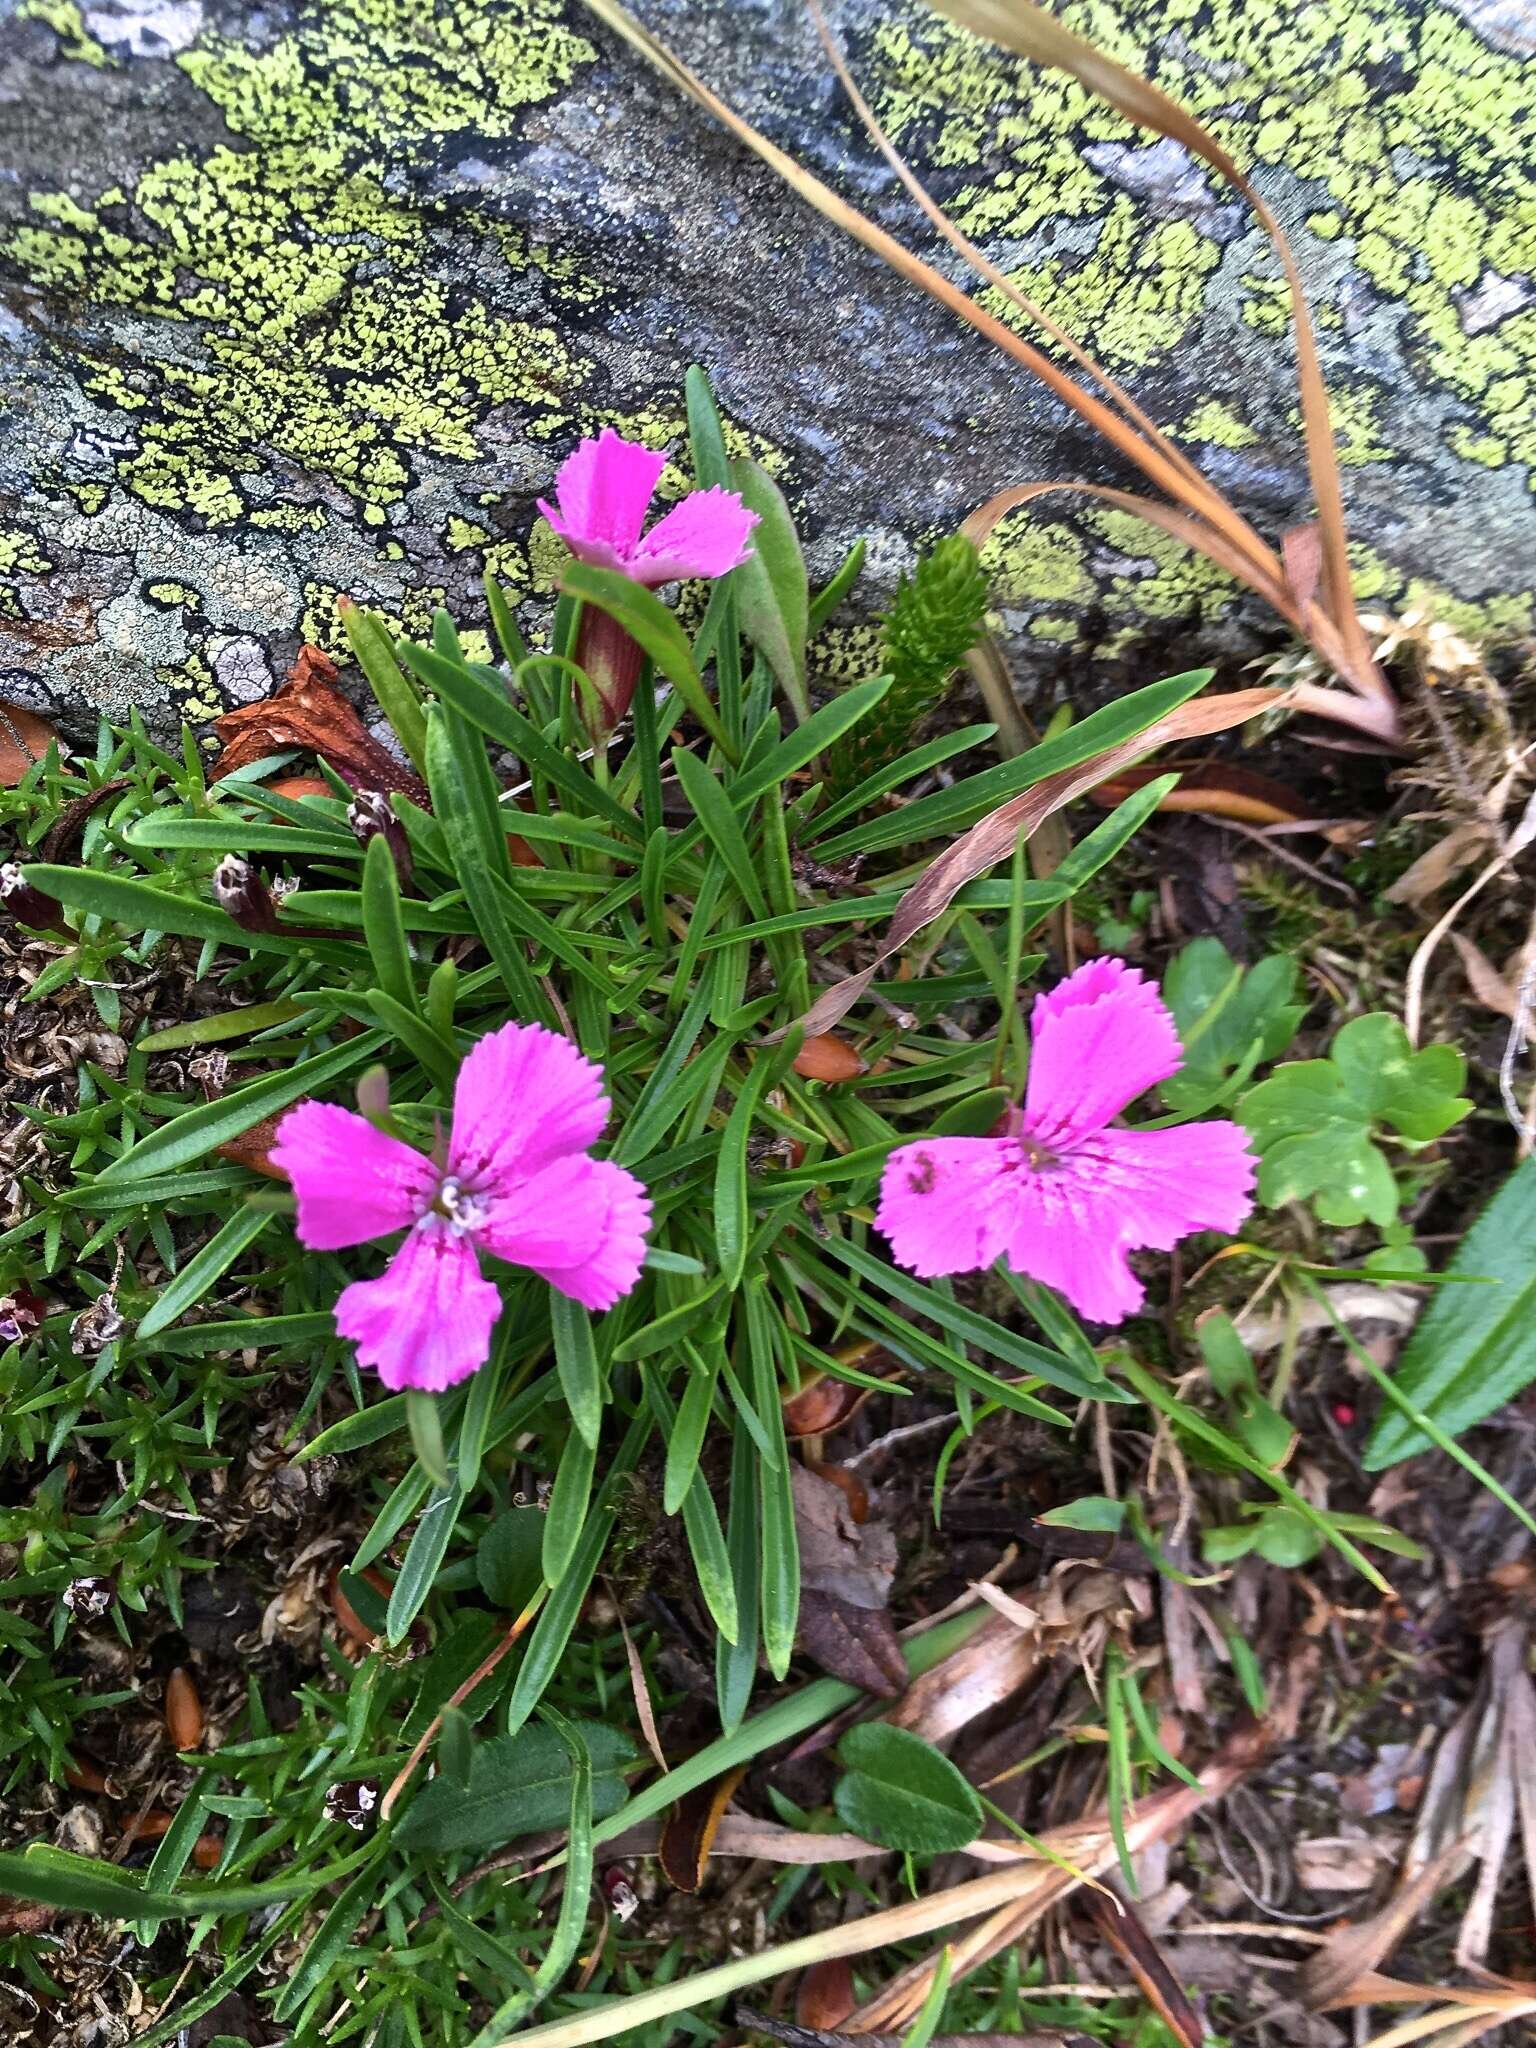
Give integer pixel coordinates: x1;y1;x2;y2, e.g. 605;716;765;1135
270;1023;650;1393
538;428;758;587
875;958;1256;1325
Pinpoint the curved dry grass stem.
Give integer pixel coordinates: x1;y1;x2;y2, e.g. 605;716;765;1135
575;0;1399;742
926;0;1393;720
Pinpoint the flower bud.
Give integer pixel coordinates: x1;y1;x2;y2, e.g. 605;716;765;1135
347;789;413;889
212;854;281;933
63;1576;113;1621
0;1284;48;1345
601;1865;640;1922
0;861;61;931
325;1780;379;1832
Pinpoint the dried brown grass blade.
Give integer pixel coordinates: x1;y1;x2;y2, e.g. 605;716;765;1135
575;0;1292;619
1299;1844;1472;2008
964;483;1297;625
1081;1889;1203;2048
503;1711;1278;2048
925;0;1392;719
804;1;1237;535
798;686;1287;1034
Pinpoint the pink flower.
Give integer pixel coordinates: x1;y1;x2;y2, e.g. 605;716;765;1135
875;958;1255;1325
269;1023;650;1392
539;428;758;588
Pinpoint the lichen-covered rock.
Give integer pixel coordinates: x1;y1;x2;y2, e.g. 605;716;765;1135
1;0;1531;735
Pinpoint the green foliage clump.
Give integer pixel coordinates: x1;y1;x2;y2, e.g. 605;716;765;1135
1238;1012;1471;1226
828;533;989;794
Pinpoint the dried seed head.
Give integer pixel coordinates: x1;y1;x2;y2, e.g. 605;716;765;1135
165;1667;205;1751
347;788;413;888
70;1294;124;1358
188;1050;230;1098
324;1780;379;1831
63;1576;113;1621
212;855;281;933
0;861;61;931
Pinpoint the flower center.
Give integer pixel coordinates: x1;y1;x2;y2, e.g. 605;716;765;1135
432;1175;491;1236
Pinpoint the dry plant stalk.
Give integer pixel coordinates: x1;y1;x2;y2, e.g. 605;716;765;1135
497;1670;1307;2048
575;0;1397;742
843;1646;1316;2030
799;685;1287;1033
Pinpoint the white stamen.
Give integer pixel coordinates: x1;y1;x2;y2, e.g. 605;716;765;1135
435;1176;490;1235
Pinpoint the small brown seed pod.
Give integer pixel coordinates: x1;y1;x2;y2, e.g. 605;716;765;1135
792;1033;865;1083
165;1667;204;1751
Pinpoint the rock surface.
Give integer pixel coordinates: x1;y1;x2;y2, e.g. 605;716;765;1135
1;0;1532;735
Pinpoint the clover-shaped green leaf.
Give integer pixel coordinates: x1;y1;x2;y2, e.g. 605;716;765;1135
1161;938;1305;1115
1237;1014;1469;1226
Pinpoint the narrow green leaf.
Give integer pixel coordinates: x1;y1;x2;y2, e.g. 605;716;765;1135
730;457;809;722
504;1411;650;1735
341;602;429;775
671;746;769;919
812;668;1212;859
99;1030;389;1184
542;1426;597;1587
136;1205;274;1339
551;1295;604;1451
360;831;416;1014
137;999;312;1052
716;1422;762;1733
746;1281;799;1677
387;1485;462;1644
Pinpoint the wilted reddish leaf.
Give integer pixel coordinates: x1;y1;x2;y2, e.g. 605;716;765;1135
797;1958;856;2030
799;688;1286;1034
215;1113;292;1182
658;1765;747;1892
39;778;130;861
212;645;429;805
1087;761;1316;829
804;1460;870;1522
781;1373;872;1440
1081;1887;1203;2048
0;700;60;786
797;1587;908;1697
792;1464;895;1609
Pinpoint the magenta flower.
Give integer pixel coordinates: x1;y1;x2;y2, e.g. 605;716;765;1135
540;428;758;736
875;958;1255;1325
539;428;758;589
269;1023;650;1392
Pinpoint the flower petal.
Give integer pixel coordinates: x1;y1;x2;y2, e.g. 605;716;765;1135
1069;1121;1257;1250
628;486;760;586
512;1160;651;1312
1000;1173;1149;1325
475;1153;622;1270
448;1021;609;1188
268;1101;435;1251
1023;957;1183;1145
875;1138;1016;1279
334;1217;502;1391
536;429;666;566
998;1119;1256;1325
